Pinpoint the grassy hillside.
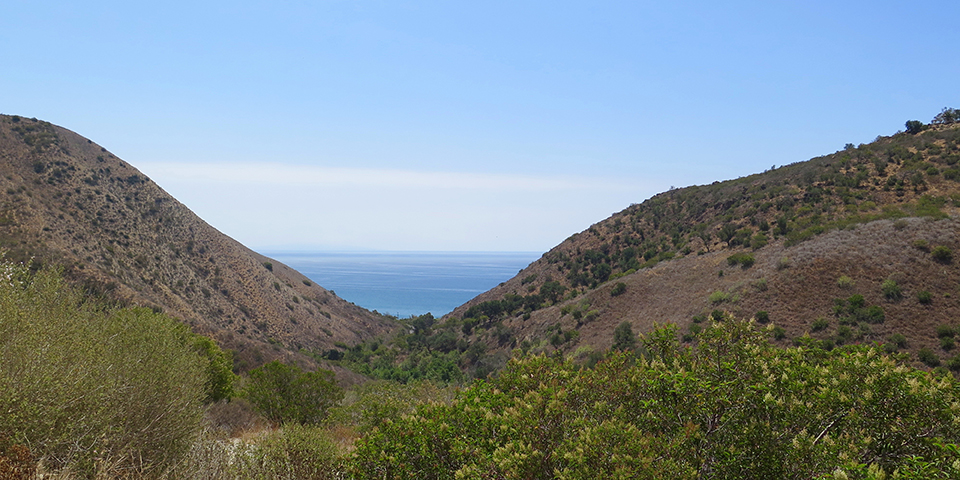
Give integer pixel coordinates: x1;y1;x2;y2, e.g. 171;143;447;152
0;114;395;372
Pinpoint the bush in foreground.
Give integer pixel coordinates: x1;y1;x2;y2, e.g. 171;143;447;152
0;262;206;476
351;320;960;479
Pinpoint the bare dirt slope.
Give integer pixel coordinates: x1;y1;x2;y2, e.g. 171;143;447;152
500;217;958;367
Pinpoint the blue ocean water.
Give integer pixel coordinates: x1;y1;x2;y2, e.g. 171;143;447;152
263;251;541;318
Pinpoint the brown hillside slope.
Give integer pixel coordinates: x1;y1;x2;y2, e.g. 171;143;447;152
501;217;958;368
0;114;394;371
449;119;960;370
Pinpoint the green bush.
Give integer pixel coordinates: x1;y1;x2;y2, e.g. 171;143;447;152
610;282;627;297
245;361;343;425
0;262;206;476
936;324;956;338
918;290;933;305
918;348;940;367
882;279;903;300
195;424;346;479
709;290;730;304
888;333;908;349
351;320;960;479
837;275;854;289
771;325;786;340
932;245;953;263
811;317;829;332
612;321;637;351
754;311;769;324
726;252;755;268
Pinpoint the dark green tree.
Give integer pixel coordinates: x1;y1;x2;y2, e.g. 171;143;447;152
539;281;566;304
905;120;925;134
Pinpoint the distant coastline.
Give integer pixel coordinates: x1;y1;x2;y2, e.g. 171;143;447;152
263;251;541;318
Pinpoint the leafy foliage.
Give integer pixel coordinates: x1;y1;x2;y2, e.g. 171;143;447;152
245;361;343;425
0;261;206;476
932;245;953;263
611;321;637;351
351;320;960;479
905;120;925;134
881;279;903;300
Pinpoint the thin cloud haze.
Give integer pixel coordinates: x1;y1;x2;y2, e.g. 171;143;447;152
140;162;632;192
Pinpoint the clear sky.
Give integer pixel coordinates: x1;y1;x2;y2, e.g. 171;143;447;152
3;1;958;252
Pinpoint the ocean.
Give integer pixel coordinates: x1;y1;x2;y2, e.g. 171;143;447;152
263;251;542;318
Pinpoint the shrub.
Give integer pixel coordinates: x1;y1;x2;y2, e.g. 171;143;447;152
837;275;854;289
776;257;791;270
811;317;829;332
918;348;941;367
936;324;956;338
942;337;956;351
352;319;960;479
327;380;453;434
947;355;960;372
610;282;627;297
0;263;206;475
726;252;755;268
882;279;903;300
771;325;786;340
754;311;769;324
709;290;730;304
918;290;933;305
245;361;343;425
888;333;908;349
205;424;346;479
932;245;953;263
612;321;637;351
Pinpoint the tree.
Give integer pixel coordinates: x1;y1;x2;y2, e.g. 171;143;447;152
245;361;343;425
612;321;637;351
540;281;566;304
932;107;959;125
591;262;612;283
905;120;925;134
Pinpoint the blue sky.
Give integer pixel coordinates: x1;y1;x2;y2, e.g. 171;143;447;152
3;1;958;251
